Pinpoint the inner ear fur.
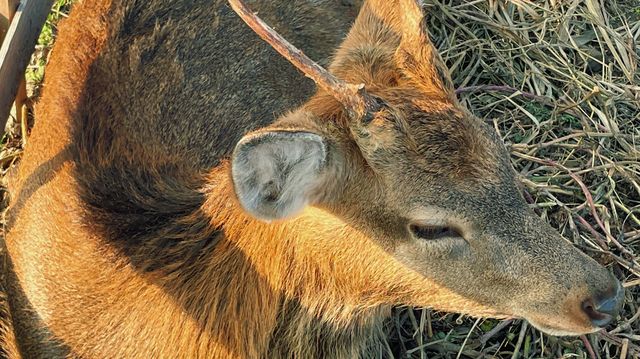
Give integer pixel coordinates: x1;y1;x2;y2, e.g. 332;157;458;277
231;129;331;221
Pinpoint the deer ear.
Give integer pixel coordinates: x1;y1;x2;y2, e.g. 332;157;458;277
395;0;456;100
231;131;328;221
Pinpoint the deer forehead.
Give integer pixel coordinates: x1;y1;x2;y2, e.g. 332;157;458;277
346;105;504;186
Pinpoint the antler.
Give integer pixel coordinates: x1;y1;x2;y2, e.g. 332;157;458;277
228;0;377;119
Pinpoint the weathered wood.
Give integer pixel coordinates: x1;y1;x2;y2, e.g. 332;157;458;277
1;0;27;137
2;0;28;137
0;0;54;132
0;0;20;39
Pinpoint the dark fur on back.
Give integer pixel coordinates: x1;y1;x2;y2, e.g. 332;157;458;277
78;0;358;169
73;0;358;274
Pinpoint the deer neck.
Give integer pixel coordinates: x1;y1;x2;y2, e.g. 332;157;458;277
151;163;395;357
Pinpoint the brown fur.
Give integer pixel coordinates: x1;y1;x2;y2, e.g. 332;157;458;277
2;0;620;358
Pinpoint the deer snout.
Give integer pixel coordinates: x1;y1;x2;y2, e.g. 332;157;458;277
581;280;624;328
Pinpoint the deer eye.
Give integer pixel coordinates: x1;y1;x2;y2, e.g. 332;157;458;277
409;224;462;241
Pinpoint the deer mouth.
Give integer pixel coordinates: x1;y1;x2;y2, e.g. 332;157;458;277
525;316;601;337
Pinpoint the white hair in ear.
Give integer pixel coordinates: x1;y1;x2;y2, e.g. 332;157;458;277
231;131;327;221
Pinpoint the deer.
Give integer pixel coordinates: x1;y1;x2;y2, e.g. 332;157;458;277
1;0;625;357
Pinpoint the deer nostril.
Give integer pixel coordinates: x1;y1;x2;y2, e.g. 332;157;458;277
582;282;624;328
582;299;612;327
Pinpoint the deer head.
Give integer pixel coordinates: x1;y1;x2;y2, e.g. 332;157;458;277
228;0;623;335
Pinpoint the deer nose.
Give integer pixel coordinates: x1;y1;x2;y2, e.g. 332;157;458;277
581;281;624;328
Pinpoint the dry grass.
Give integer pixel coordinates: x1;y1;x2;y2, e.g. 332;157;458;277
1;0;638;358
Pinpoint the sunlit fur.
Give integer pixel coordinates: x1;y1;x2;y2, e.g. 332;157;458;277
1;0;620;358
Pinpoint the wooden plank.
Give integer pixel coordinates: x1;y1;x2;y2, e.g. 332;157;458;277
0;0;20;40
1;0;26;135
0;0;54;132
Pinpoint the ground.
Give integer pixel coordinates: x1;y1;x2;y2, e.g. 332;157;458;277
0;0;638;358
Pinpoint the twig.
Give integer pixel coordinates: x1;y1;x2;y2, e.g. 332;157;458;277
610;308;640;334
480;319;514;344
620;338;629;359
457;318;480;359
20;103;28;147
580;335;597;359
510;321;528;359
622;279;640;288
455;85;552;104
575;215;610;250
598;331;640;355
425;309;433;338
